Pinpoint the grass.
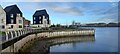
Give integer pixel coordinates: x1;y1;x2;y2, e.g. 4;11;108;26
0;31;6;35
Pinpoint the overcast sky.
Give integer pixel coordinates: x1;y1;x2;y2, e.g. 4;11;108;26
0;2;119;25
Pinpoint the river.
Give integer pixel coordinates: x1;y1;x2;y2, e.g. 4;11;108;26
50;27;118;52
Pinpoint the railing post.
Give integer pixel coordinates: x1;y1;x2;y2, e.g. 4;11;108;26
15;31;17;37
10;31;13;39
21;30;23;35
18;30;20;36
19;30;21;36
5;31;8;41
24;29;26;34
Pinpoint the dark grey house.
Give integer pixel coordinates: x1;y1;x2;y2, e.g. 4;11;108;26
4;5;23;30
4;5;22;24
32;9;50;28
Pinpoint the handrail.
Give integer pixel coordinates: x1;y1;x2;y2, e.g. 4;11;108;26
1;28;95;44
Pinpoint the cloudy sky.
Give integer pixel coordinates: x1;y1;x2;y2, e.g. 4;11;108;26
0;2;119;25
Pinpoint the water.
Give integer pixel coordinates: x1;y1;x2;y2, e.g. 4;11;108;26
50;27;118;52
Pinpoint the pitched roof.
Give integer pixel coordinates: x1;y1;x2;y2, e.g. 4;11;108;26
33;9;48;16
4;5;19;13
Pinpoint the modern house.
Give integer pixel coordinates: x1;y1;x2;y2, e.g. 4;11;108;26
4;5;23;30
23;17;31;28
32;9;50;28
0;5;6;31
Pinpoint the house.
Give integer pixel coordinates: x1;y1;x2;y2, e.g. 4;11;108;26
0;5;6;31
4;5;23;30
23;17;31;28
32;9;50;28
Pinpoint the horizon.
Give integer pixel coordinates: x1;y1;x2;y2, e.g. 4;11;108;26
0;2;119;25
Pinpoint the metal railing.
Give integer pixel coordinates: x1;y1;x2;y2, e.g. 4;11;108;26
1;28;95;44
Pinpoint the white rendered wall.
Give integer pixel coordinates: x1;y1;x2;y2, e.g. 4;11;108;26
0;5;6;31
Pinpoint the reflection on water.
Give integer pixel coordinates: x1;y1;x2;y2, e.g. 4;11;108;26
50;27;118;52
26;27;118;53
49;36;95;47
50;36;95;52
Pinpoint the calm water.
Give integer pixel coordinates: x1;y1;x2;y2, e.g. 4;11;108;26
50;27;118;52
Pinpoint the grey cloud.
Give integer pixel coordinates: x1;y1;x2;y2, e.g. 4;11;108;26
93;8;118;23
47;5;84;16
1;0;119;2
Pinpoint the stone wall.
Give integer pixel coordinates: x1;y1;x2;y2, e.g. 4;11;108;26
1;29;95;53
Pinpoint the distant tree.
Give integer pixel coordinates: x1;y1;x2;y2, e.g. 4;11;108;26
56;24;61;27
50;24;55;27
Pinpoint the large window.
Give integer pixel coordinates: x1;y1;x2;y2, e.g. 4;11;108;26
19;20;22;24
17;13;20;17
39;21;41;23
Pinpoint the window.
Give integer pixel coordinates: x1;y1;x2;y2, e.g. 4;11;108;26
17;13;20;17
19;25;22;28
11;19;14;24
39;21;41;23
19;20;22;24
43;16;45;19
1;19;4;23
11;25;13;28
34;17;36;20
2;25;4;29
11;14;13;18
39;16;41;19
34;21;36;23
44;20;47;24
46;17;48;19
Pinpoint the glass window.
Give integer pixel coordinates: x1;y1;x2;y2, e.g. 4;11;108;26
19;25;22;28
1;19;4;23
34;21;36;23
44;20;47;24
43;16;45;19
11;19;14;24
11;14;13;18
17;13;20;17
34;17;35;20
11;25;13;28
19;20;22;24
39;16;41;19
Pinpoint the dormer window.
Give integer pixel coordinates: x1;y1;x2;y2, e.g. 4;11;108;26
17;13;20;17
11;14;13;18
